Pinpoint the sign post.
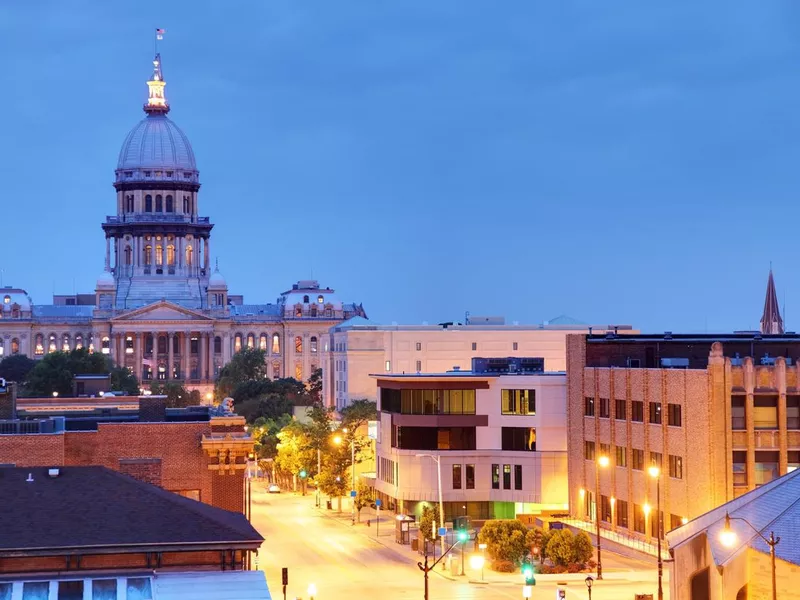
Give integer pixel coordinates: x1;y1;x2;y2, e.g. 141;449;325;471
375;498;382;537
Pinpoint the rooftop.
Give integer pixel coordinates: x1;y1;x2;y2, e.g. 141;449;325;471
0;466;262;555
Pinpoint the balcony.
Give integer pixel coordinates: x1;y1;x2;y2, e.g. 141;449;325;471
104;215;211;224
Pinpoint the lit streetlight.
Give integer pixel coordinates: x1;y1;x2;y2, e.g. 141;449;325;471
307;582;317;600
594;454;610;580
470;553;485;581
585;575;594;600
720;512;780;600
648;465;664;600
416;453;446;563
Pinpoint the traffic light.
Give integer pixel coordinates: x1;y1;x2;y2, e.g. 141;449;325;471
299;469;307;478
522;563;535;586
281;567;288;586
457;530;468;543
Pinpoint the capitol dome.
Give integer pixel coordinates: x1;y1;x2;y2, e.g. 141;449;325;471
117;114;196;171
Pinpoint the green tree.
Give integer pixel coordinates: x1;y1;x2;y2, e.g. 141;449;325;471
149;381;201;408
275;420;314;492
340;399;377;432
215;347;268;399
110;366;140;395
545;529;593;567
0;354;36;385
307;367;323;404
353;478;374;522
252;414;293;461
418;504;435;542
25;349;115;397
317;432;351;512
476;520;532;567
526;527;550;564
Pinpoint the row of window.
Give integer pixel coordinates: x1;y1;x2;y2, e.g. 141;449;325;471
732;450;800;487
491;463;523;490
585;492;684;536
34;332;94;356
380;388;478;415
452;464;477;489
122;169;193;180
0;576;152;600
731;395;800;430
584;441;683;479
378;456;397;485
0;337;21;356
233;333;321;355
122;242;194;268
584;397;682;427
123;193;192;214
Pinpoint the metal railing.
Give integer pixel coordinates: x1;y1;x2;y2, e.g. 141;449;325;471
559;517;671;560
104;215;211;224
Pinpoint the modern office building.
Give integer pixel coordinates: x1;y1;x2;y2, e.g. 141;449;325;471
372;357;568;522
566;324;800;546
328;316;634;410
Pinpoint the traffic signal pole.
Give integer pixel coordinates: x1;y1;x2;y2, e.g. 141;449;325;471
418;538;459;600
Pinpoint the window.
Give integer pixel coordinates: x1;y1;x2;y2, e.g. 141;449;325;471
272;361;281;379
598;397;609;418
295;363;303;380
34;333;44;355
185;244;193;266
272;333;281;354
295;336;303;353
145;194;153;211
452;464;462;489
633;503;646;534
126;577;153;600
385;360;391;372
155;194;163;212
514;464;522;490
491;464;500;489
0;583;10;600
92;580;117;600
513;342;518;351
503;464;511;489
649;402;662;424
668;403;682;427
599;443;610;459
584;441;596;461
669;455;683;479
380;388;476;415
502;389;536;415
616;499;629;528
501;427;536;451
416;342;422;351
259;334;268;351
11;338;19;354
166;194;174;212
62;333;70;352
584;397;595;417
754;451;779;485
23;582;50;599
295;306;303;318
787;396;800;429
58;581;84;600
631;401;644;422
632;448;644;470
246;333;255;349
600;495;612;523
310;336;318;353
733;450;747;487
317;295;324;303
166;244;175;266
615;399;626;420
650;451;663;467
234;333;243;353
615;445;627;467
48;333;57;353
471;342;477;351
731;396;746;430
754;396;778;429
466;464;475;489
416;360;422;372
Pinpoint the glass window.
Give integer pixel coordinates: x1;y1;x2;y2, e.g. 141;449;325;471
733;450;747;487
272;361;281;379
466;464;475;489
669;455;683;479
0;583;10;600
145;194;153;211
616;499;629;528
272;334;281;354
234;333;243;353
416;342;422;351
631;401;644;422
501;389;536;415
295;363;303;380
126;578;153;600
247;333;255;349
650;451;663;467
295;336;303;353
503;464;511;489
452;464;462;489
450;389;463;414
385;360;391;372
615;399;626;420
502;427;536;451
754;451;779;485
310;336;318;353
92;580;117;600
599;398;610;418
491;464;500;489
787;396;800;429
600;495;612;523
731;396;746;430
23;582;50;600
514;464;522;490
668;403;682;427
615;445;627;467
754;396;778;429
632;448;644;470
633;503;646;534
462;389;476;414
584;441;595;461
471;342;477;351
649;402;662;424
584;397;595;417
58;581;84;600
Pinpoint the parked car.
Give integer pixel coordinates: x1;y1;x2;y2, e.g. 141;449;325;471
268;484;281;494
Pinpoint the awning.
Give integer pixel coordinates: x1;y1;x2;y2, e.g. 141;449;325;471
154;571;271;599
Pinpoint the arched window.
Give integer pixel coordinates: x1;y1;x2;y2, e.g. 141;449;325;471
0;339;4;357
310;336;318;353
214;336;222;354
48;334;57;353
295;336;303;353
295;363;303;381
87;333;94;352
124;245;132;265
157;335;167;354
11;338;19;355
246;333;255;349
295;306;302;318
186;245;193;266
234;334;243;353
145;194;153;212
144;245;152;266
272;333;281;354
272;361;281;379
166;244;175;266
317;295;324;304
62;333;71;351
166;194;174;212
183;196;189;213
303;295;309;303
125;336;134;354
259;334;268;351
101;336;110;354
2;295;9;305
156;245;163;266
75;334;83;350
155;194;163;212
35;334;44;356
11;303;20;318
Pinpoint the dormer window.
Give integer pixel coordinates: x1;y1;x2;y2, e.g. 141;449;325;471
125;171;133;178
303;295;309;303
144;171;151;178
166;171;173;177
317;295;324;304
184;172;191;179
3;295;9;304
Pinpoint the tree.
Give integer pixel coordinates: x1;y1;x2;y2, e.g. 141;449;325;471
353;478;374;523
149;381;201;408
340;399;377;432
307;367;323;404
526;527;550;564
110;366;140;396
419;504;435;542
275;420;314;492
215;347;268;399
25;348;111;397
0;354;36;385
545;529;593;567
476;520;532;567
317;433;351;512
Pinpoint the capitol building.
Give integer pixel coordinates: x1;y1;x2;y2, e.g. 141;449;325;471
0;53;366;393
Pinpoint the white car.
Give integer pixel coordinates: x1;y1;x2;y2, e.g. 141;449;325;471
268;484;281;494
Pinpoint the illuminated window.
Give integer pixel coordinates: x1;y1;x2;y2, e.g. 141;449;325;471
259;334;268;351
145;194;153;212
34;333;44;355
48;334;57;353
61;333;71;352
11;338;19;355
75;334;83;350
155;194;163;212
272;333;280;354
272;361;281;379
166;244;175;266
295;363;303;380
247;333;255;349
295;306;302;318
234;334;242;353
101;336;110;354
166;194;174;212
126;335;134;354
0;340;3;356
385;360;391;372
155;245;163;266
185;245;193;266
3;295;10;304
317;295;324;304
144;245;152;266
295;336;303;353
310;336;318;353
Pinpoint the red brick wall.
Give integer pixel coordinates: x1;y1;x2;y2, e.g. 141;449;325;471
0;434;64;466
212;472;245;513
119;458;162;486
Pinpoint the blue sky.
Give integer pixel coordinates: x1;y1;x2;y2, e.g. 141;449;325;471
1;1;800;331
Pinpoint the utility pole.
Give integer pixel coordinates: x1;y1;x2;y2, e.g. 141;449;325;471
418;536;458;600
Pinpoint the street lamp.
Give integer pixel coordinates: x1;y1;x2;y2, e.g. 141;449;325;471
307;582;317;600
648;465;664;600
585;575;594;600
469;554;484;580
719;512;780;600
457;530;468;576
478;543;487;581
416;453;446;564
594;454;610;580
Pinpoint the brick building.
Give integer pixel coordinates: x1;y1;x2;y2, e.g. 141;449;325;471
0;390;254;514
567;331;800;545
0;466;269;599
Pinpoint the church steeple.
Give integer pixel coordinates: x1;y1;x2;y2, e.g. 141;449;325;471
760;268;784;335
144;53;169;115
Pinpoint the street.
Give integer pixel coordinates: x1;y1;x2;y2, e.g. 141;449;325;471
251;485;667;600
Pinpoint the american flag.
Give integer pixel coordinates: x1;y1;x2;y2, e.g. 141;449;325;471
156;28;165;40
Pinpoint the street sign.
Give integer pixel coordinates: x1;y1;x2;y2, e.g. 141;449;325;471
350;490;357;497
438;526;447;537
375;498;382;507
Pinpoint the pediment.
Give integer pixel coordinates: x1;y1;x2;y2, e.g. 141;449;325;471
112;301;212;322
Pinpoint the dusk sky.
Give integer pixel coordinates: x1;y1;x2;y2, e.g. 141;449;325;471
2;2;800;331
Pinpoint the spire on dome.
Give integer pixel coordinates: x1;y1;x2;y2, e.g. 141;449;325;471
760;267;784;335
144;53;169;115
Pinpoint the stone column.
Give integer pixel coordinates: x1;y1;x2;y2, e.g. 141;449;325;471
177;237;183;275
117;333;125;367
151;331;159;380
150;241;156;275
105;237;110;270
204;237;210;272
135;333;143;382
200;333;208;381
183;332;191;380
209;332;216;380
167;331;175;380
223;332;231;364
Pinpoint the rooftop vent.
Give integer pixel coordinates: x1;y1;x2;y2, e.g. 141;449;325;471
452;366;461;371
26;473;33;483
48;468;60;478
664;331;673;340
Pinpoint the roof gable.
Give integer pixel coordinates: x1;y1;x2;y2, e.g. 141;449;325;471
112;300;212;322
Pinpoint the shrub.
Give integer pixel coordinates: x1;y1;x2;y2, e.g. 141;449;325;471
546;529;594;567
477;520;532;565
587;559;597;570
492;560;516;573
567;563;583;573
